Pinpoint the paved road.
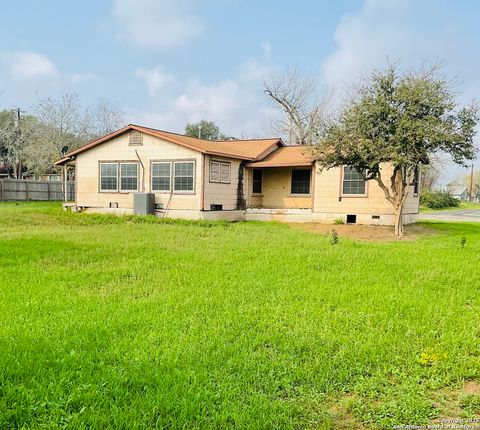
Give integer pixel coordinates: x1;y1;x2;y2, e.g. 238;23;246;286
419;209;480;222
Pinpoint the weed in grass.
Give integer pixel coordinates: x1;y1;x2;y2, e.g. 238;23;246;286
461;236;467;248
330;229;339;245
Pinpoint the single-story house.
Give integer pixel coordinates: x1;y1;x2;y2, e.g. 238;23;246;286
55;124;420;225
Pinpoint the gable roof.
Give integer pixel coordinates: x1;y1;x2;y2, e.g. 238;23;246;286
245;146;314;168
54;124;282;165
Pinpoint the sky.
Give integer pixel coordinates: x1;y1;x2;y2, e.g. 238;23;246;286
1;0;480;183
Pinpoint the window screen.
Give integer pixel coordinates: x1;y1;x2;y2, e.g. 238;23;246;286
100;163;118;191
252;169;262;194
342;166;366;195
120;163;138;191
152;162;171;191
291;169;311;194
174;162;194;192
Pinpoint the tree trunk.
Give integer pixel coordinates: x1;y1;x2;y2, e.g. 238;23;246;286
393;201;404;237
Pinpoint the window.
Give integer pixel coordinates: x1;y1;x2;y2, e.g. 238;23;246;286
210;161;231;183
210;161;220;182
342;166;366;195
120;163;138;191
174;161;195;192
100;163;118;191
129;131;143;145
152;162;171;192
413;167;419;196
48;175;60;181
291;169;311;194
220;163;231;183
252;169;262;194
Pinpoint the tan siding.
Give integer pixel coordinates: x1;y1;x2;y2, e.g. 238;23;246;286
313;163;420;216
203;155;243;210
75;133;202;210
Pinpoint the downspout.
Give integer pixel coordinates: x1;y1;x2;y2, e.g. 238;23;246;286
200;154;205;211
134;149;145;192
311;162;316;212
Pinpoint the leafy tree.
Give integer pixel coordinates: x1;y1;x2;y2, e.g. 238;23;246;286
0;110;39;178
311;64;478;236
185;120;228;140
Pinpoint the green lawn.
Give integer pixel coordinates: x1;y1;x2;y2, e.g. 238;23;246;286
420;201;480;213
1;202;480;429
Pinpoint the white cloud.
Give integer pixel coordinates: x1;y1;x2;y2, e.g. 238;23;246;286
128;48;275;137
322;0;480;182
323;0;446;89
135;66;176;96
6;51;58;79
111;0;205;49
70;73;99;84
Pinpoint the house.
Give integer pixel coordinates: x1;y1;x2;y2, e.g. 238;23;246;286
54;124;420;225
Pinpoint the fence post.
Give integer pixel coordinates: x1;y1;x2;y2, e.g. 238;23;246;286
0;180;3;202
25;180;29;201
47;181;51;201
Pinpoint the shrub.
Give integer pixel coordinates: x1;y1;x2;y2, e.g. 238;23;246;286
420;191;460;209
334;217;345;225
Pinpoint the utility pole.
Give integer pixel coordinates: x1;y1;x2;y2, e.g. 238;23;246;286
13;108;25;179
198;125;202;139
469;163;474;201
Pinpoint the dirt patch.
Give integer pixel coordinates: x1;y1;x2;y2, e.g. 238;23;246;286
290;222;437;242
430;380;480;422
464;380;480;395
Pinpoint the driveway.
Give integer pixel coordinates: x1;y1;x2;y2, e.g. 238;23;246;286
419;209;480;222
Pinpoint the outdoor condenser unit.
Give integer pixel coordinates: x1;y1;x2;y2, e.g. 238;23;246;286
133;193;155;215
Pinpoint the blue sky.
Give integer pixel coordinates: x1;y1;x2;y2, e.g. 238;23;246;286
1;0;479;182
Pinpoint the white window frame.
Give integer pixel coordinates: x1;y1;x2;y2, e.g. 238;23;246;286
173;161;195;194
151;162;171;193
99;162;119;192
119;162;139;192
341;166;367;196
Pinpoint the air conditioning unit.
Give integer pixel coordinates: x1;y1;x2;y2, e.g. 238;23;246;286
133;193;155;215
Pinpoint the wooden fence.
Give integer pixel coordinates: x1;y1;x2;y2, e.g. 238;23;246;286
0;179;75;202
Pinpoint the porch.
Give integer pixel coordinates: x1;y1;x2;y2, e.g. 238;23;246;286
245;146;315;215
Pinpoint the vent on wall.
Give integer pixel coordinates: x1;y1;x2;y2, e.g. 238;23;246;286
346;214;357;224
109;202;118;208
210;204;223;211
372;215;380;220
129;131;143;145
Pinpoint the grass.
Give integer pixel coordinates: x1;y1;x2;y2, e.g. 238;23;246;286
420;201;480;213
1;202;480;429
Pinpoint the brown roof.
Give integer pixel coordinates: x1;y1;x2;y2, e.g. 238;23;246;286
245;146;314;168
55;124;282;165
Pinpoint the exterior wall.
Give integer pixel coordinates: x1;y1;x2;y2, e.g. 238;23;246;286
75;133;202;211
202;155;245;210
246;167;312;209
312;162;420;224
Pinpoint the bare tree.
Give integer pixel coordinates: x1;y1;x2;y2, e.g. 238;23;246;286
84;98;124;138
264;69;332;145
420;155;443;192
